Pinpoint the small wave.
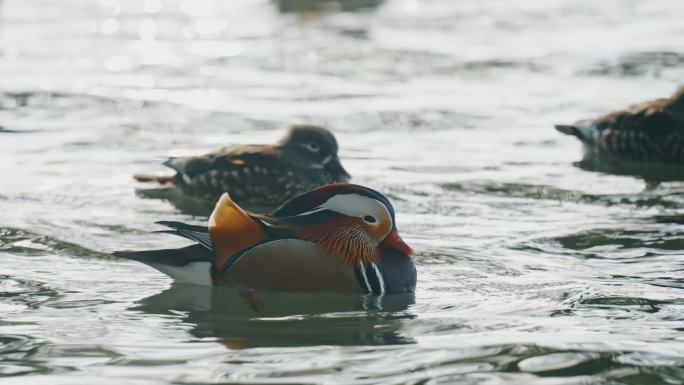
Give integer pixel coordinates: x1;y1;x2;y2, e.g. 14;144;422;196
583;51;684;77
0;227;108;258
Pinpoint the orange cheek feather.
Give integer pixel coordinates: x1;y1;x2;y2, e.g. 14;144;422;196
362;220;391;243
299;218;381;266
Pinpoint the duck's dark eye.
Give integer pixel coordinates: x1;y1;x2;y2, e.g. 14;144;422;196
307;142;320;152
363;215;376;224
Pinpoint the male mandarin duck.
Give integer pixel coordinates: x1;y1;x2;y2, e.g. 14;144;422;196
115;183;416;294
556;86;684;164
134;124;351;206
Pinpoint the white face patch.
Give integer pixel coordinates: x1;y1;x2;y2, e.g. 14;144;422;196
319;193;393;237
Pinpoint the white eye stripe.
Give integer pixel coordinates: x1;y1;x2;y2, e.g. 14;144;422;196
319;193;392;230
308;143;320;151
291;205;323;216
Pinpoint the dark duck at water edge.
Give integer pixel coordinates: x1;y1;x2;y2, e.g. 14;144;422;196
555;86;684;164
134;124;351;206
115;183;416;295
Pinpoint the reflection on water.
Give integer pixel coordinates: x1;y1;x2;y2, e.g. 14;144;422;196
136;187;217;217
136;284;415;348
576;156;684;183
136;187;279;216
276;0;383;13
1;0;684;383
584;51;684;77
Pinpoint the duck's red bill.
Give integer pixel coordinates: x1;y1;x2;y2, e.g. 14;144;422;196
382;230;414;255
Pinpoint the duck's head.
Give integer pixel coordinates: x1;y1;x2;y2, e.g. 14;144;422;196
278;124;351;181
272;183;413;266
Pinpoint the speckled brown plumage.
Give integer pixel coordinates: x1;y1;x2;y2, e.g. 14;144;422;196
135;125;351;206
556;86;684;164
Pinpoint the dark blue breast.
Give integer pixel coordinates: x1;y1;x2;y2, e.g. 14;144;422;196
354;250;416;295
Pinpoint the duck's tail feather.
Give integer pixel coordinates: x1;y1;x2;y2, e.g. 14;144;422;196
113;244;211;265
133;173;176;184
113;244;214;285
555;121;598;144
156;221;214;251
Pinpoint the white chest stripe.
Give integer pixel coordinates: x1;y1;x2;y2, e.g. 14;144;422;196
358;263;372;293
371;263;386;295
357;262;386;295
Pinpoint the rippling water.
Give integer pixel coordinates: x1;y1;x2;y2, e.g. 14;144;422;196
1;0;684;384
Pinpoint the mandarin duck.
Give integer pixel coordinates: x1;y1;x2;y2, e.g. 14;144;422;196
556;86;684;164
115;183;416;294
134;124;351;206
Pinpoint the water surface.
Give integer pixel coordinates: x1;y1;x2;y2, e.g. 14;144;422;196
1;0;684;384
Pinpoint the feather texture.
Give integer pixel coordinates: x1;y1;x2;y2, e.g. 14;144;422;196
155;221;213;251
299;218;381;266
556;87;684;163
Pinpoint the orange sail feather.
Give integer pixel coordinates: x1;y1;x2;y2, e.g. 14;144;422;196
208;193;267;270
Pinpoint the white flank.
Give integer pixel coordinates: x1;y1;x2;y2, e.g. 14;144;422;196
147;261;213;286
